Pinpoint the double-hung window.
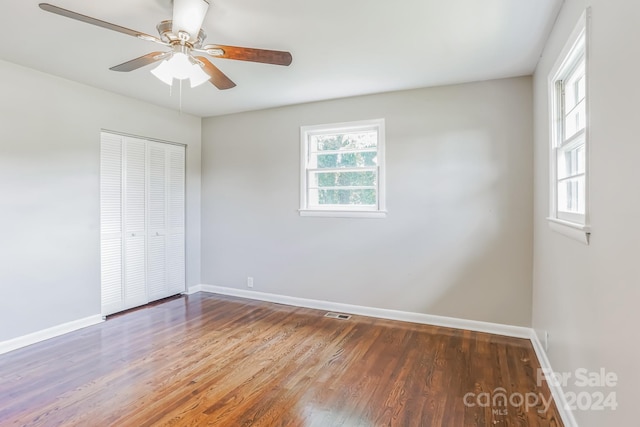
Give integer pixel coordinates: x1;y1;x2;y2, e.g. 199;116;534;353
549;11;590;241
300;119;386;218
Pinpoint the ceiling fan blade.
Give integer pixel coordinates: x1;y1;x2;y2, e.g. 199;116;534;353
201;45;292;66
110;52;169;72
196;57;236;90
38;3;164;44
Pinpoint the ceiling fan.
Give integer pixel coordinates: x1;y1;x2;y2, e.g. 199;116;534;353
38;0;292;90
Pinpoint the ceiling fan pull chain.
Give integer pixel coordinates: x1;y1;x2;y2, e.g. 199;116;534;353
179;79;183;113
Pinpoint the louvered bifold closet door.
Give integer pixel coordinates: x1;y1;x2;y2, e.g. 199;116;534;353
146;141;168;301
167;144;186;294
100;133;185;316
123;137;148;309
100;133;124;315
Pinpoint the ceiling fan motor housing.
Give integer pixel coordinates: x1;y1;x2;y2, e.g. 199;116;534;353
157;20;206;48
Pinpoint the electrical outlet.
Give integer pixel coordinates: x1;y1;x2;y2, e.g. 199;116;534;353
247;277;254;288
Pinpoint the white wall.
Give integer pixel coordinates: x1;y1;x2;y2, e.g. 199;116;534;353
532;1;640;425
202;77;533;326
0;59;201;342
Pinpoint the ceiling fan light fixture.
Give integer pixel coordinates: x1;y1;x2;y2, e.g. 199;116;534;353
150;51;210;88
189;63;211;88
150;59;175;85
172;0;210;41
169;52;196;79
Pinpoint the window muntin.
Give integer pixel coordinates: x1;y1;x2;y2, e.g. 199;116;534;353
300;119;385;216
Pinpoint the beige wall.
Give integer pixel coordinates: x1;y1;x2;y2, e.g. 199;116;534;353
202;77;534;326
532;1;640;425
0;59;202;341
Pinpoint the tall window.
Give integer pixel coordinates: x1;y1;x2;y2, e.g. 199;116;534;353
549;12;589;233
300;119;386;218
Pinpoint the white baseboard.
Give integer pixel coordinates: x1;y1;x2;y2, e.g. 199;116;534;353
529;330;579;427
194;284;532;339
184;283;202;295
0;315;104;356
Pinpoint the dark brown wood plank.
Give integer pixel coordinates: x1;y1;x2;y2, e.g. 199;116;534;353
0;293;563;426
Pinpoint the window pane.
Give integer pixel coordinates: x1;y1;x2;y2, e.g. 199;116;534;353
564;60;585;112
564;99;585;139
557;142;585;180
311;130;377;152
557;175;585;214
576;73;585;102
309;170;377;188
315;151;377;169
563;59;585;140
312;189;377;206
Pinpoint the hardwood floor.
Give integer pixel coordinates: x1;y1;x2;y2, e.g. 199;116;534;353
0;293;563;426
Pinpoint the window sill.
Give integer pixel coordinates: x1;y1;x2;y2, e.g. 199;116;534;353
299;209;387;219
547;217;590;245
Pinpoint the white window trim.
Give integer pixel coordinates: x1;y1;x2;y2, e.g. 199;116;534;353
299;119;387;218
547;9;591;244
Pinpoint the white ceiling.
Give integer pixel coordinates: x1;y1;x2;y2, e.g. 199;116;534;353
1;0;562;117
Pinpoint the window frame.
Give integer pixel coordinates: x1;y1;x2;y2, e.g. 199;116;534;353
547;9;591;243
299;118;387;218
